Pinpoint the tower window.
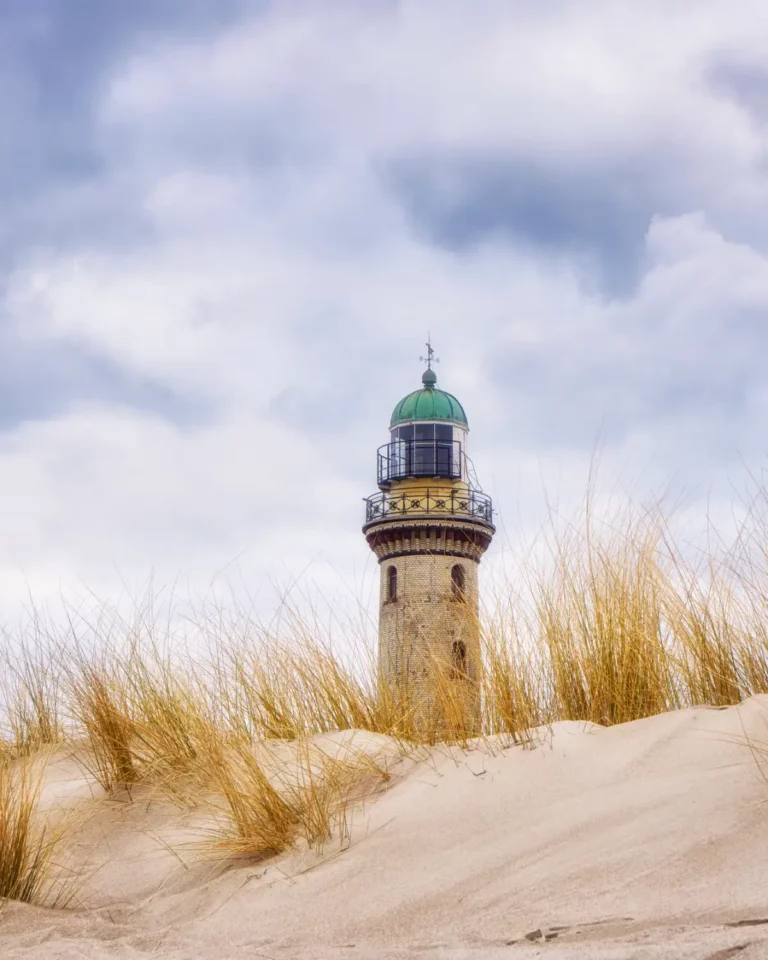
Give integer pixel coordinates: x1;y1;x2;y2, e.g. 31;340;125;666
451;564;466;600
451;640;467;678
387;565;398;602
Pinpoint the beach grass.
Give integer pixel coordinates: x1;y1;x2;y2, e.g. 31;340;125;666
0;752;75;906
3;490;768;902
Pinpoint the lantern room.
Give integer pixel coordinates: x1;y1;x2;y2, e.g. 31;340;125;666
377;366;470;488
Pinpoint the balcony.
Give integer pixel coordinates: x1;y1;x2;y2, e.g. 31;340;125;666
377;439;462;485
364;486;494;527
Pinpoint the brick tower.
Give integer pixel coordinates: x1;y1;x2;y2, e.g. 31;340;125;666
362;344;495;732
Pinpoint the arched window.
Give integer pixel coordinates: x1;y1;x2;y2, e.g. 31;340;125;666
451;640;467;678
387;565;398;602
451;564;465;600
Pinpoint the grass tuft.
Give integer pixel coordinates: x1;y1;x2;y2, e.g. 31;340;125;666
192;727;387;861
0;753;73;905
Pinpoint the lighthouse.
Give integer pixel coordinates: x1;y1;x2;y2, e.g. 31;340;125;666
362;343;495;732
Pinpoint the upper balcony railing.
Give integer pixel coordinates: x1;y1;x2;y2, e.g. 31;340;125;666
377;439;462;485
364;486;494;526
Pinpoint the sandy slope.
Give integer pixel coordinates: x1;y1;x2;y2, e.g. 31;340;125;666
3;699;768;959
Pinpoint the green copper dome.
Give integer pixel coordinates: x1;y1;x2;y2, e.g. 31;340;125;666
390;370;469;428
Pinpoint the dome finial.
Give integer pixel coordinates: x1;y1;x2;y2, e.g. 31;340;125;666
419;334;439;389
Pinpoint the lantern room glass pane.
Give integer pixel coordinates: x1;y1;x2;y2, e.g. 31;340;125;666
414;422;434;474
435;424;453;476
382;422;460;480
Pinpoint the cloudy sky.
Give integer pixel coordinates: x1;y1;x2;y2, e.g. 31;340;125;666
2;0;768;622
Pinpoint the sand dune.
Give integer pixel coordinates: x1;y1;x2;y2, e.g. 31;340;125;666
3;699;768;959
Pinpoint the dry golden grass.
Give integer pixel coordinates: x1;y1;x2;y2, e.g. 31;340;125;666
535;509;678;726
214;634;378;743
67;651;138;792
3;483;768;900
9;496;768;776
189;722;390;860
193;732;301;859
0;752;74;906
122;642;210;783
7;501;767;763
481;613;546;743
1;631;63;759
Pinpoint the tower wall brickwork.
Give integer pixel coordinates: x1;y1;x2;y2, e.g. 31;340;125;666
378;550;481;727
364;516;492;733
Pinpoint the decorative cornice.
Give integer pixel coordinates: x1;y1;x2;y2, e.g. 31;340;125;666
363;516;494;563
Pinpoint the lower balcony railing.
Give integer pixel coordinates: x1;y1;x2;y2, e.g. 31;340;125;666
364;486;493;525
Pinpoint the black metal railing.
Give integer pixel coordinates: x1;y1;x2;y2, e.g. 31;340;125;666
377;439;462;485
364;486;494;525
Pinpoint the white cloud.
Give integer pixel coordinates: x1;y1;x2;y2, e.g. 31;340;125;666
4;0;768;623
104;1;763;163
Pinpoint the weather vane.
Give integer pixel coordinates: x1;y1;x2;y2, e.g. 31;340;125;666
419;335;440;371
